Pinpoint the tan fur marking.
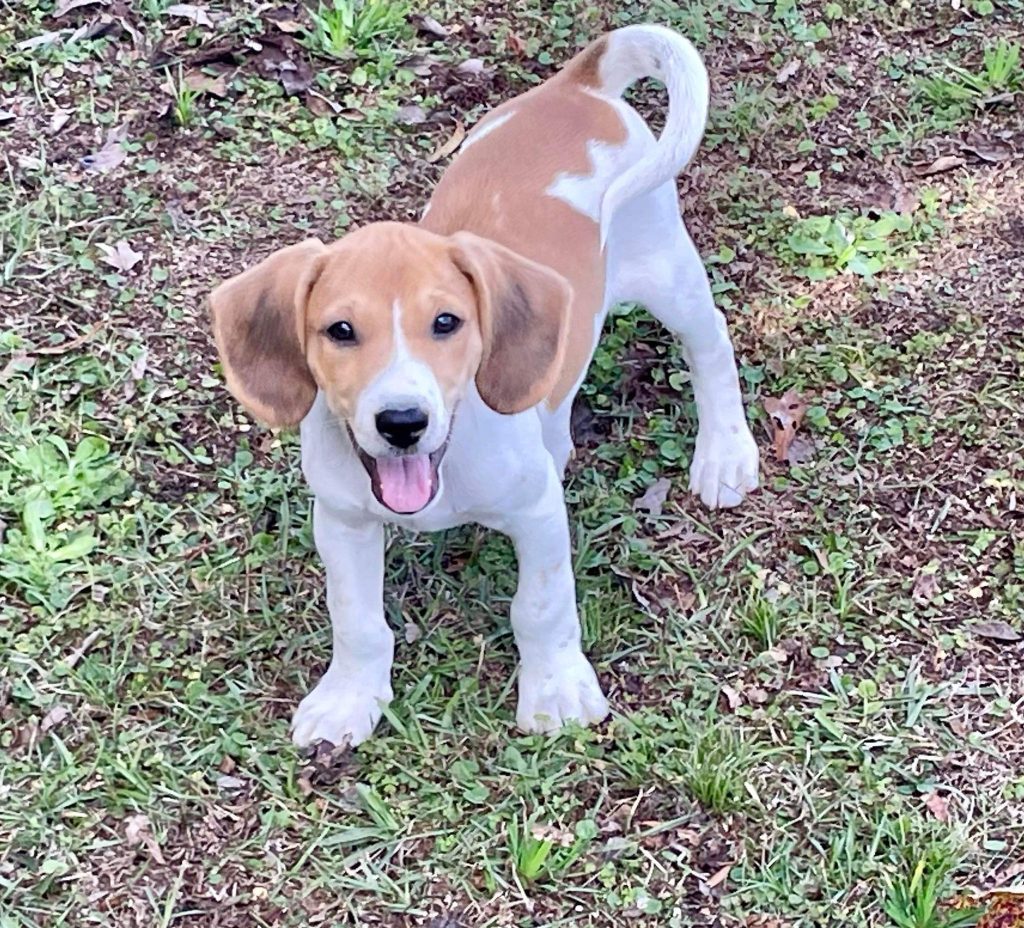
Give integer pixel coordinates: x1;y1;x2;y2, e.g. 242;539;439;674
421;80;626;410
559;34;609;88
304;224;484;422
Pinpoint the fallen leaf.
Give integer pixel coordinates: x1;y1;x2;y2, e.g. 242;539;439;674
0;353;34;386
412;13;448;38
404;621;421;644
183;68;229;98
130;348;148;381
893;183;919;215
426;120;465;163
776;59;800;83
52;0;105;16
164;3;213;28
49;107;71;134
981;90;1016;107
456;58;487;78
913;155;966;177
634;477;671;517
530;823;575;847
721;685;741;711
40;705;70;733
80;134;126;172
923;790;950;822
398;54;439;77
763;389;807;463
912;571;940;603
961;133;1013;163
785;435;815;465
216;775;246;790
706;862;734;889
971;621;1021;643
124;814;166;865
17;30;68;50
306;89;341;116
506;32;526;57
97;239;144;273
395;103;427;125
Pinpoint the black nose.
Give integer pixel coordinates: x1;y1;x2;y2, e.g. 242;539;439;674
375;407;428;449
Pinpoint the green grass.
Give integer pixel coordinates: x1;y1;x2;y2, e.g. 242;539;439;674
2;0;1023;925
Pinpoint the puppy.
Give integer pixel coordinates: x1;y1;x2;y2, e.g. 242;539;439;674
210;24;759;746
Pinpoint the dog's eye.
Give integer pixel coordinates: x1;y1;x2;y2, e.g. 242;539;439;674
432;312;462;337
326;321;356;343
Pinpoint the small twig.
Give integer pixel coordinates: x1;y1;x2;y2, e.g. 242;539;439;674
33;320;107;356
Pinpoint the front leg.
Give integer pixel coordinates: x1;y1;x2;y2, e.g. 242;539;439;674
291;502;394;747
490;466;609;734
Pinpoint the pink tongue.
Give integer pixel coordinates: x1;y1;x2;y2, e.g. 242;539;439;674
375;454;433;513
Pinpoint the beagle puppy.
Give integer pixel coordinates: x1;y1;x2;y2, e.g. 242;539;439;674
210;24;760;746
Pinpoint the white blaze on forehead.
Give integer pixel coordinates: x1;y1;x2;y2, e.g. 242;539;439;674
351;300;448;457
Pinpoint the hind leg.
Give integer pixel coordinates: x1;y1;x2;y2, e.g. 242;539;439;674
607;185;759;508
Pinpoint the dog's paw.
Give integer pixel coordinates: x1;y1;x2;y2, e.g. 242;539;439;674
689;425;760;509
516;655;609;734
291;674;393;748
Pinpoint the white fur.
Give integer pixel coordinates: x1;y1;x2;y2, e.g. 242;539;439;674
350;300;450;459
460;111;516;154
291;26;758;747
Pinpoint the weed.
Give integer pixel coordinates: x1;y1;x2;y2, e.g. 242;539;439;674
164;65;200;127
308;0;410;59
738;591;787;649
680;722;754;813
919;39;1022;113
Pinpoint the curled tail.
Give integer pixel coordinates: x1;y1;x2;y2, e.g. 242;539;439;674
570;25;710;248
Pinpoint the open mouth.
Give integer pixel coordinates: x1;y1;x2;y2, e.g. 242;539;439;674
348;427;450;515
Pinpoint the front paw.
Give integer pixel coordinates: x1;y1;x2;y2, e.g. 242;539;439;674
291;672;393;747
689;426;760;509
517;655;609;734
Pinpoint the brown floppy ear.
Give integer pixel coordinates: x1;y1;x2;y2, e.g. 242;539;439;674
209;239;326;428
449;231;572;414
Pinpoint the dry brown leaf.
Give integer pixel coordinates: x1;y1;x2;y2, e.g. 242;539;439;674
404;621;421;644
80;136;126;172
971;620;1021;643
124;814;166;865
923;790;950;822
395;104;427;125
634;477;671;517
40;705;70;734
412;13;448;38
183;68;229;98
721;685;741;711
164;3;213;28
763;389;807;462
961;133;1013;163
49;107;71;134
456;58;487;78
426;120;465;163
706;862;734;889
912;571;940;603
913;155;966;177
270;17;304;34
506;32;527;57
53;0;105;16
98;239;143;272
776;59;800;83
530;823;575;847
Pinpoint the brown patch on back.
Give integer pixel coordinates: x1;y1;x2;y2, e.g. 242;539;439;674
559;35;609;89
421;79;627;410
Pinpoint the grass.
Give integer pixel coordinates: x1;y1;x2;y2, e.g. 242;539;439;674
2;0;1023;925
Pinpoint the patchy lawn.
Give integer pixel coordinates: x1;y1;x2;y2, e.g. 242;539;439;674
2;1;1023;926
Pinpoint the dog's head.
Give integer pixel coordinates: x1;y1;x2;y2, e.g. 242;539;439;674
209;222;571;514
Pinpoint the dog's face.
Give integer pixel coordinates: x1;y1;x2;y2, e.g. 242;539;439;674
210;222;571;514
